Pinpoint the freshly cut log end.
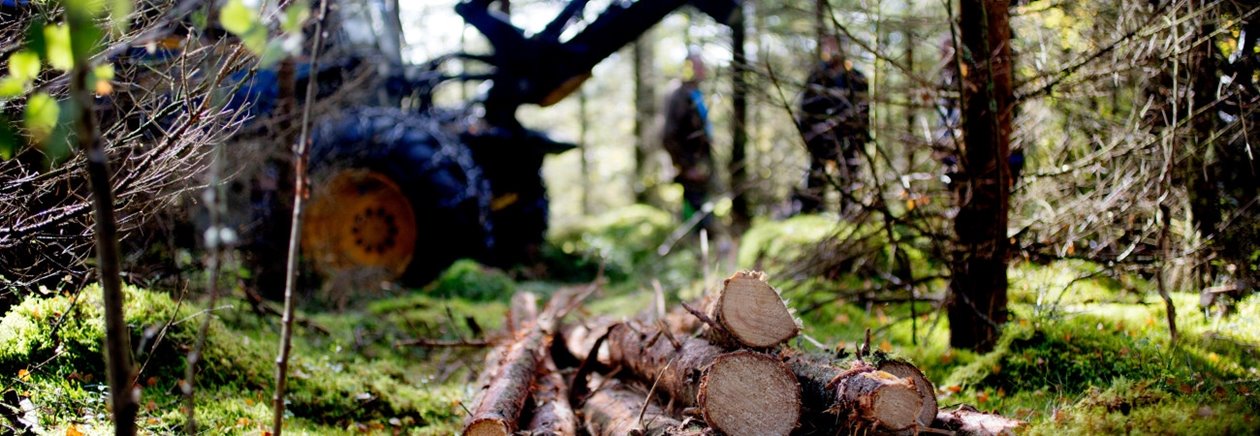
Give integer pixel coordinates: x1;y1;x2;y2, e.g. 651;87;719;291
699;350;802;436
711;271;799;348
878;359;938;429
837;369;922;431
464;418;512;436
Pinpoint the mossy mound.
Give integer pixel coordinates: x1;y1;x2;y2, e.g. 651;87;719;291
0;284;269;388
548;204;675;278
422;259;515;301
738;214;841;271
0;286;465;433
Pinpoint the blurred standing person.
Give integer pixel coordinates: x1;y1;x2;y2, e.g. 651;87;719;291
794;36;870;215
662;52;715;232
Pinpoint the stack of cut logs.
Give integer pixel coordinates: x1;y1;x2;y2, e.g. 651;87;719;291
462;271;1021;435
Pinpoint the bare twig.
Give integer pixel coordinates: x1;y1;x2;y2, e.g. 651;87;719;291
272;1;329;434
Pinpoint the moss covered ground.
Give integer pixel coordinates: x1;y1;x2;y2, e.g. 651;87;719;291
2;206;1257;434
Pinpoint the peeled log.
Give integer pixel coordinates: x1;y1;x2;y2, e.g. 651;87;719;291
605;322;801;436
704;271;800;348
935;405;1023;435
878;358;938;429
786;354;922;432
582;377;701;436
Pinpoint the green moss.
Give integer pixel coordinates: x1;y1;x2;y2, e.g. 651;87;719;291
422;259;515;301
1022;380;1259;435
1;286;468;433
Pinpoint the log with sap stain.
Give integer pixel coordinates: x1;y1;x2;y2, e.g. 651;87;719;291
785;352;923;433
604;321;802;436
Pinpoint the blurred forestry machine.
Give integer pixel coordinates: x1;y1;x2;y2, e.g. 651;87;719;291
239;0;741;292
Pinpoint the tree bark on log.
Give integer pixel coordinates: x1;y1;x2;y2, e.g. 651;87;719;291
524;362;578;435
785;353;922;432
582;377;701;436
605;322;801;436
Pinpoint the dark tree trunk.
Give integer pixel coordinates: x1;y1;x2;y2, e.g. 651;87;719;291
815;0;829;58
633;34;656;203
1187;9;1219;281
729;6;750;231
948;0;1013;351
904;0;917;174
579;90;590;215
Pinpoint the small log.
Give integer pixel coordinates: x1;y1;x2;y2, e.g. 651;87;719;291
878;358;938;429
524;362;578;435
934;405;1023;436
704;271;800;348
464;332;544;436
786;353;922;432
606;322;801;436
582;377;702;436
464;286;597;436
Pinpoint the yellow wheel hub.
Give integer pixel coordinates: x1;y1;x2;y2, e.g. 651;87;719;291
302;169;417;280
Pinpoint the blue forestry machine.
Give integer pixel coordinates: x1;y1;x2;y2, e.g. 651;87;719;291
229;0;741;290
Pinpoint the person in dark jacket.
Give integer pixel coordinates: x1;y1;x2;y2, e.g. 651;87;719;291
795;36;870;215
662;52;715;230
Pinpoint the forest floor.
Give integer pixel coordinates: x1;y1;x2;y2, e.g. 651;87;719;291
2;205;1258;435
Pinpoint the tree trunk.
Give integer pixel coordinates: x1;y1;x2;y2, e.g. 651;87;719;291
784;354;923;433
729;6;750;232
948;0;1013;351
633;33;657;203
579;90;591;215
604;322;802;436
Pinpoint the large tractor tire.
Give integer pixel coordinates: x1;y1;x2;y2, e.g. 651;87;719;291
299;107;492;285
